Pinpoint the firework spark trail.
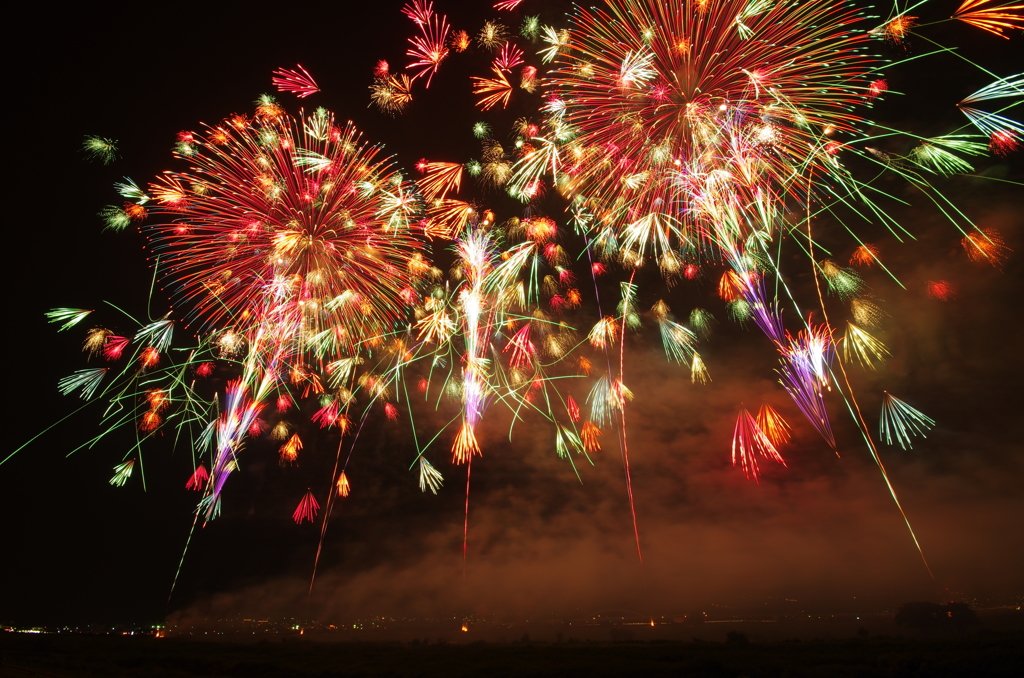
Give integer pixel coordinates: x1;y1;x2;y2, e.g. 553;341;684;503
292;490;320;524
82;136;118;164
616;271;645;573
757;239;939;579
404;0;450;87
576;217;651;600
471;68;514;110
880;392;937;450
306;339;417;595
836;367;935;579
463;457;472;577
307;436;347;602
723;249;837;452
308;336;436;600
740;206;935;576
805;193;935;580
756;404;792;447
777;322;838;452
168;511;200;604
449;231;539;572
953;0;1024;38
272;64;320;98
732;407;785;483
202;329;285;518
451;232;492;466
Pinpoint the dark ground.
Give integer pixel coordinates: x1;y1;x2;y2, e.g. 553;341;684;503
3;631;1022;678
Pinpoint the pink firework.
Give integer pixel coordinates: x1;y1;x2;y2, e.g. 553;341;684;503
503;324;535;369
404;1;449;86
732;408;786;483
185;463;209;491
292;490;320;524
493;43;524;72
926;280;955;301
102;335;129;361
567;395;581;422
272;64;320;98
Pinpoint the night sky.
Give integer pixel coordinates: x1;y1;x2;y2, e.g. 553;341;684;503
4;1;1021;627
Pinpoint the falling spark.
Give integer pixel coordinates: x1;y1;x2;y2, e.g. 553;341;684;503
880;392;936;450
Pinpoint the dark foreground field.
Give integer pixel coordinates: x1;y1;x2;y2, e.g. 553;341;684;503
2;632;1023;678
